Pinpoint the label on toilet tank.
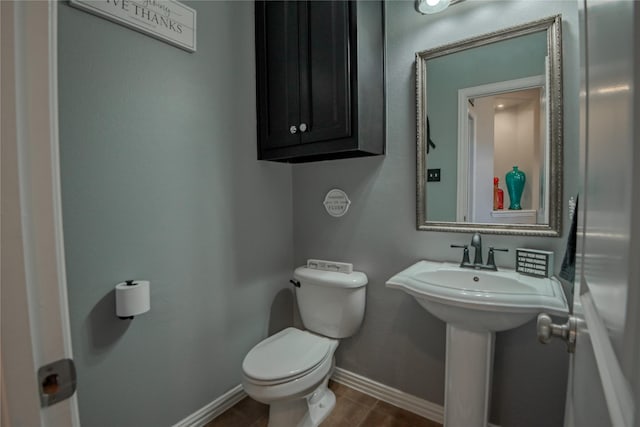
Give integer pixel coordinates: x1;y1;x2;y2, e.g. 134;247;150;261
306;259;353;274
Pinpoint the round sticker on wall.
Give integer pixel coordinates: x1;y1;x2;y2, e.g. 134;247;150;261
323;189;351;217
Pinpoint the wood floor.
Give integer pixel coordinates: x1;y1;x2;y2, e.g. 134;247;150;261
205;381;441;427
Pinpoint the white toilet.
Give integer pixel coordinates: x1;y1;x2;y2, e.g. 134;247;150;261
242;260;367;427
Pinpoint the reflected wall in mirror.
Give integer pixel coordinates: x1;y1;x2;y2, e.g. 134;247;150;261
417;16;563;236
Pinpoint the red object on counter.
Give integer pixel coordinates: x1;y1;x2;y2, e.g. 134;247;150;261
493;177;504;210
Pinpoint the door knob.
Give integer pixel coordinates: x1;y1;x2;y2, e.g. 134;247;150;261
289;125;297;134
537;313;577;353
299;123;308;132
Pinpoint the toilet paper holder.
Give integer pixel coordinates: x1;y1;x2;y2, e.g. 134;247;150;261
116;279;150;320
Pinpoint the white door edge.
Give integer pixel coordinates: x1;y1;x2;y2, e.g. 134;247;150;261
6;1;80;425
579;291;633;427
47;0;76;363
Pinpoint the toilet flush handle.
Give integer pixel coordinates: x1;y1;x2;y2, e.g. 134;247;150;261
289;279;301;288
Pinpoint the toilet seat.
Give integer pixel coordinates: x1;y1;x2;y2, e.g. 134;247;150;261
242;331;339;405
243;328;334;386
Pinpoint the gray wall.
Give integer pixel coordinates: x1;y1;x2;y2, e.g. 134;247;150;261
292;1;580;426
58;2;294;426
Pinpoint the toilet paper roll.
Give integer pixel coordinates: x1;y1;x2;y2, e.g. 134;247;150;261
115;280;150;318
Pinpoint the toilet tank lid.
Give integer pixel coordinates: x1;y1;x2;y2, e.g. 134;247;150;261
294;266;368;288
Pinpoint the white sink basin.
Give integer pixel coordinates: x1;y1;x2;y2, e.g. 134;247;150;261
386;260;568;332
387;259;569;426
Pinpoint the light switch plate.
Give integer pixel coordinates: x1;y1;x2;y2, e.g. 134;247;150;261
427;168;441;182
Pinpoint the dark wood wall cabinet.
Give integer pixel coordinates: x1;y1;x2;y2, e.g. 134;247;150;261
255;1;385;163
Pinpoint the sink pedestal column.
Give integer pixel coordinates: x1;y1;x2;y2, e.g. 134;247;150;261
444;324;495;427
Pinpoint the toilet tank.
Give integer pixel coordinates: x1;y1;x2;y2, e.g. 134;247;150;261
293;262;368;339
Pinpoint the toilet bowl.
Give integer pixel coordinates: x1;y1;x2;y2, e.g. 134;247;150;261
242;328;339;427
241;260;368;427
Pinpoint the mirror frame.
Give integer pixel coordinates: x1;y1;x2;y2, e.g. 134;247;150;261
416;15;563;236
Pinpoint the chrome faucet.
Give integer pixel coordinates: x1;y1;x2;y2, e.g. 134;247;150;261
450;232;509;271
470;232;483;266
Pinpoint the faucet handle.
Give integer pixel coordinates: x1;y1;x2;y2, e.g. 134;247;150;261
486;247;509;270
451;244;470;266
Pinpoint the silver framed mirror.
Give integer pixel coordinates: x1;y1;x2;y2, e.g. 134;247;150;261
416;15;563;236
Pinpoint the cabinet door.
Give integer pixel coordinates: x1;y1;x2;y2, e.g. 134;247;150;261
256;1;300;150
299;1;352;145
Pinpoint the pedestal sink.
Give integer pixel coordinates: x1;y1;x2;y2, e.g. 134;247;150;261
386;260;568;427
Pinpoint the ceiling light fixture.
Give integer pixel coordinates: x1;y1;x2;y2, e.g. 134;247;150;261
415;0;464;15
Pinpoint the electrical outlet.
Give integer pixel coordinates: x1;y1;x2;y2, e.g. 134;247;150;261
427;168;441;182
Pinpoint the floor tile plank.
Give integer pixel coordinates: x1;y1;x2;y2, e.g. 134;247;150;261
209;382;441;427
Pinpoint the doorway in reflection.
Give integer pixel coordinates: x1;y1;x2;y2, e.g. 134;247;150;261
467;87;545;224
460;80;548;225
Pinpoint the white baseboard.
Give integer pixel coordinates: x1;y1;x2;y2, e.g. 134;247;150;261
331;367;500;427
172;385;247;427
331;367;445;424
173;368;500;427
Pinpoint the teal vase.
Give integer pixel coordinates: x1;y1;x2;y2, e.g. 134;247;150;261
505;166;526;210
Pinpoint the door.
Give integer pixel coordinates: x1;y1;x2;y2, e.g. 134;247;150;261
300;0;351;145
256;0;300;150
565;1;640;426
256;0;353;158
1;1;80;425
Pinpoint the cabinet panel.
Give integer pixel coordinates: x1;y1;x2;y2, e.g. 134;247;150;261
300;1;352;144
256;0;385;162
256;1;300;149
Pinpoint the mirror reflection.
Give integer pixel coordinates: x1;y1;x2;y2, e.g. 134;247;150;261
416;16;563;236
460;84;546;224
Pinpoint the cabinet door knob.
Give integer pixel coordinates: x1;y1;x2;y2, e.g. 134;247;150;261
289;125;297;134
299;123;308;132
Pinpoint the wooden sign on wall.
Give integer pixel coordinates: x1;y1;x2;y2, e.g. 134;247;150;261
69;0;197;52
